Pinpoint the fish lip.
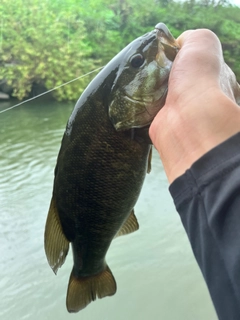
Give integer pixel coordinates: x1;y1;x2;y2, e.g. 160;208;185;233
155;23;179;63
155;22;178;48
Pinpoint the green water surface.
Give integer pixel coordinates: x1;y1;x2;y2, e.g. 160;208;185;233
0;99;217;320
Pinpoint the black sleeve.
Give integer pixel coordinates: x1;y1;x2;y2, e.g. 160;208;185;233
169;132;240;320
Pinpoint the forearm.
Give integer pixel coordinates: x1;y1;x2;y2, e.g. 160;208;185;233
169;133;240;320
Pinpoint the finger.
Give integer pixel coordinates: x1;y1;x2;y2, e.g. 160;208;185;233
176;29;222;57
176;29;222;78
176;30;194;47
220;62;240;104
167;29;223;104
176;29;240;104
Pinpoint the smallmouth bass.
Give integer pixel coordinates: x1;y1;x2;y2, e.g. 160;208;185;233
44;22;179;312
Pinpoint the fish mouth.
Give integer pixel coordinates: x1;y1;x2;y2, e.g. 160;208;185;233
155;23;179;64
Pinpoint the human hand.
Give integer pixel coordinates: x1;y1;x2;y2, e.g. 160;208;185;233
149;29;240;183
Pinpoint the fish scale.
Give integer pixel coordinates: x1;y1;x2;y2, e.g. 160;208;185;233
44;22;179;312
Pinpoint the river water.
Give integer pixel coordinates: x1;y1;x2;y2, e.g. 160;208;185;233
0;99;217;320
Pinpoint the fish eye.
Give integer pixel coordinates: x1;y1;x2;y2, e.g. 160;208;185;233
130;54;145;68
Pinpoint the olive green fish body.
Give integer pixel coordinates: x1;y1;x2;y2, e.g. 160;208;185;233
44;23;179;313
55;92;150;275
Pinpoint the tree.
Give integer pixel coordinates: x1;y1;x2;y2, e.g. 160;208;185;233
0;0;239;101
0;0;97;100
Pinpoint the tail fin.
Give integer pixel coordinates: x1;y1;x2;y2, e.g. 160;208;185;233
66;265;117;313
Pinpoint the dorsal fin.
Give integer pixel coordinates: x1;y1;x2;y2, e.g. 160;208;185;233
44;197;69;274
115;209;139;237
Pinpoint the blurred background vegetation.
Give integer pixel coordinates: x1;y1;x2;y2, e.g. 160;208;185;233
0;0;239;101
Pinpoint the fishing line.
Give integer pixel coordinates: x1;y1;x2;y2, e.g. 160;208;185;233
0;66;103;114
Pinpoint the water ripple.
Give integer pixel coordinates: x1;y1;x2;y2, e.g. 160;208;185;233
0;101;217;320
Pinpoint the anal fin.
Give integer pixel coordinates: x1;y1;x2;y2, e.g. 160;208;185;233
115;209;139;238
44;197;69;274
66;265;116;312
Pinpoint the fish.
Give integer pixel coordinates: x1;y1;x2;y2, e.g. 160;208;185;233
44;22;179;313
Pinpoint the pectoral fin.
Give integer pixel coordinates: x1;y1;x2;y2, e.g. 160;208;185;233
44;197;69;274
115;209;139;237
147;146;152;174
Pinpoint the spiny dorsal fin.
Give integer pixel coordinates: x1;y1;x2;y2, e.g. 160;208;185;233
44;197;69;274
115;209;139;238
66;265;117;312
147;146;152;174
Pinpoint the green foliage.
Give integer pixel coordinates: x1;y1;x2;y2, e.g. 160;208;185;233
158;0;240;81
0;0;239;101
0;0;97;100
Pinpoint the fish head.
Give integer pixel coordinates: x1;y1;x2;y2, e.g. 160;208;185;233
109;23;179;131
